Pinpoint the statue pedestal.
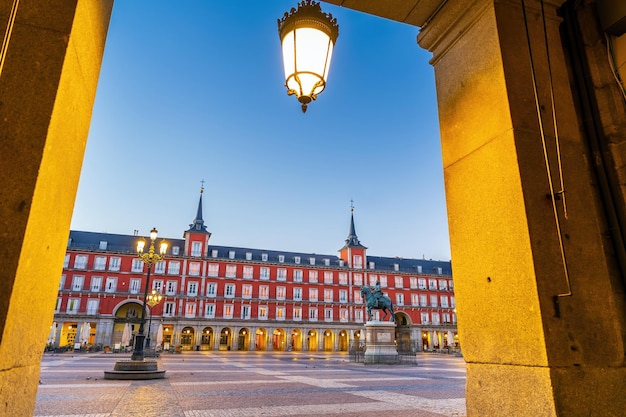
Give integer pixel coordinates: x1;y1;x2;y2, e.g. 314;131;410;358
364;321;398;364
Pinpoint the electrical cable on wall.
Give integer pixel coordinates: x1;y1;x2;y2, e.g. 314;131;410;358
0;0;19;79
521;0;573;309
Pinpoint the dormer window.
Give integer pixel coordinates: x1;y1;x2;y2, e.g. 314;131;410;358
172;246;180;255
294;256;301;264
278;255;285;263
99;240;108;250
211;249;218;258
246;252;252;261
309;257;315;265
324;258;330;266
229;250;235;259
394;263;399;271
261;253;268;261
339;259;344;267
369;261;375;269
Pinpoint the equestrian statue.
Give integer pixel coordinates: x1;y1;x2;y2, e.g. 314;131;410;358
360;281;395;322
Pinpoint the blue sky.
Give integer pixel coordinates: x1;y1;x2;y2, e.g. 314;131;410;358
70;1;450;261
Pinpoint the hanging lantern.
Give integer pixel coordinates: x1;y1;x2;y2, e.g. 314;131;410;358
278;0;339;113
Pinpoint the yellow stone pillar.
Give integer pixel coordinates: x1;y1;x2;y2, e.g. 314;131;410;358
0;1;113;415
418;0;626;415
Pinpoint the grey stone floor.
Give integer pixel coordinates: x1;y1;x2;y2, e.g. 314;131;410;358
35;351;466;417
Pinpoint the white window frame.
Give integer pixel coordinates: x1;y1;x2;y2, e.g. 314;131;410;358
166;280;177;296
260;267;270;280
208;263;219;277
105;277;117;293
93;256;106;270
129;278;141;294
293;287;302;301
86;299;99;315
71;275;84;291
187;281;198;296
206;282;217;297
168;261;180;275
204;303;215;318
276;306;286;321
294;269;303;282
242;284;252;299
225;284;235;298
223;304;233;319
164;302;175;317
131;259;144;273
90;276;102;292
186;302;197;318
225;264;236;278
276;286;286;300
243;265;253;279
154;261;166;274
73;255;88;269
188;262;201;276
277;268;287;281
191;242;202;257
109;257;121;271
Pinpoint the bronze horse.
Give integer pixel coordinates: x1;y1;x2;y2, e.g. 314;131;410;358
360;286;395;322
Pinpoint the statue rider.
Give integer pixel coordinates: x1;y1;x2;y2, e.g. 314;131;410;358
371;280;383;303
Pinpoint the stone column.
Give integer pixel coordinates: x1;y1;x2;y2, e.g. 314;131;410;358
418;0;626;415
0;1;113;415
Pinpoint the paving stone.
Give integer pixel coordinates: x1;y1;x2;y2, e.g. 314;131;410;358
36;352;466;417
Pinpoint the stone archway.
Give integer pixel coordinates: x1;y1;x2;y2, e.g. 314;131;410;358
272;328;286;351
219;327;232;351
323;329;334;351
180;327;195;351
238;328;250;351
201;327;214;351
306;329;318;352
255;328;268;351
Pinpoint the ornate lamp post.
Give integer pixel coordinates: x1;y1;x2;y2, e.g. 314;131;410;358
278;0;339;113
131;227;167;361
145;289;163;350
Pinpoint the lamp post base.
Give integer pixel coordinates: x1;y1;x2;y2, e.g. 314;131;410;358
104;359;165;380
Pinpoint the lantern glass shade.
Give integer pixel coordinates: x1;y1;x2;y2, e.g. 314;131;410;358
137;239;146;254
281;27;334;104
149;227;158;241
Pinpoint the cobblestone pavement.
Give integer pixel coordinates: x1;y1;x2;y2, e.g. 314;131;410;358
35;351;466;417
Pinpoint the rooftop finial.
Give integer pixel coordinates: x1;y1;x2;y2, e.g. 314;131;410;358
200;179;205;194
350;199;354;213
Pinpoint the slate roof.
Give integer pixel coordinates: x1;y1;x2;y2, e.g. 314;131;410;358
67;230;452;276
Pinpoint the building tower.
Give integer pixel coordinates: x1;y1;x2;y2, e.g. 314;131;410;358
338;203;367;269
183;185;212;257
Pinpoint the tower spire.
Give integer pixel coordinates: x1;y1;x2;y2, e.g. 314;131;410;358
342;201;366;249
186;182;209;234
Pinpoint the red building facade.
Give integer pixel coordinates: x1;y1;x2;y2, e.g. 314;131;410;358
50;191;457;353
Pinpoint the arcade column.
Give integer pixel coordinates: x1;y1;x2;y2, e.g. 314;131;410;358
418;0;626;415
0;1;113;415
